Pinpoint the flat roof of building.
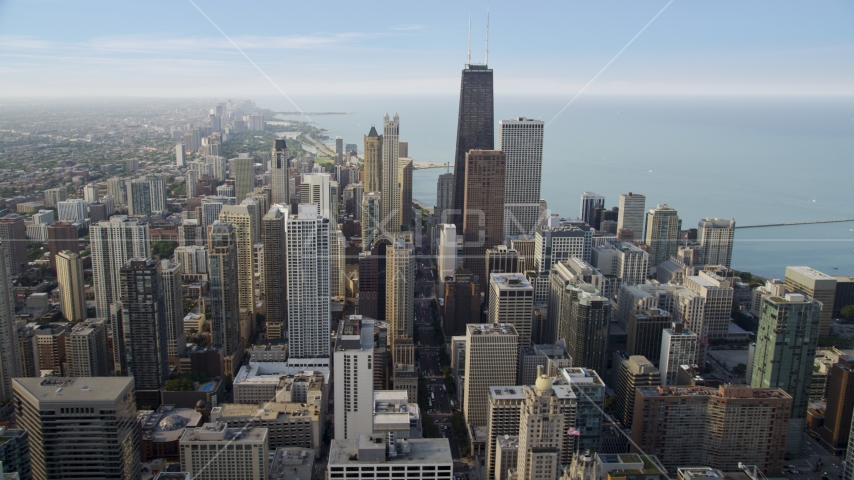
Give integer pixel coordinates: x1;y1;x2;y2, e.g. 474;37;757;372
489;386;526;400
328;438;452;465
467;323;518;336
269;447;315;480
13;377;133;404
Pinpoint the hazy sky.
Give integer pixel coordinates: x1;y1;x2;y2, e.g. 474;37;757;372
1;0;853;97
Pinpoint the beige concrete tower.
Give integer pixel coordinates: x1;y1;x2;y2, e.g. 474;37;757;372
464;323;519;427
515;371;570;480
387;237;415;366
56;251;87;322
364;127;383;193
381;113;401;233
219;202;259;340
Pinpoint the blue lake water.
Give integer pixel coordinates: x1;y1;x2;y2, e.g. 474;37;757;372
265;94;854;278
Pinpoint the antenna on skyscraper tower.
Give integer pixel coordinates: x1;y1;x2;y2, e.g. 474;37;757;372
467;14;471;65
485;6;489;65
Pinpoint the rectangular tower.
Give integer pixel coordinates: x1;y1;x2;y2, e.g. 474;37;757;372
160;259;185;365
698;218;735;267
271;139;289;205
56;251;87;322
645;204;680;269
617;192;646;239
461;150;506;281
364;127;383;194
0;215;27;275
262;206;287;328
333;316;375;440
452;63;494;229
499;117;543;238
387;238;415;366
286;205;331;363
231;155;255;203
659;321;698;386
579;192;605;227
208;222;241;359
488;273;534;348
785;266;837;337
464;323;518;427
90;216;150;317
381;113;401;233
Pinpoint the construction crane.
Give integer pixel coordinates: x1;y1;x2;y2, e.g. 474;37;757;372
738;463;768;480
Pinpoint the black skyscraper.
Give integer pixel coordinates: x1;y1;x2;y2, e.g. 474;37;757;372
452;63;494;228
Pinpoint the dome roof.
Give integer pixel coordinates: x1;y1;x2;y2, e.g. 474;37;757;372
535;374;553;392
159;415;188;431
196;399;207;409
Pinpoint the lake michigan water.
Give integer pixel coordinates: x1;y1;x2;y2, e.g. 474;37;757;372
265;94;854;279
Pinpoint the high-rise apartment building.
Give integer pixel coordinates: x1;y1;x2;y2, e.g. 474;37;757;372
13;377;140;480
381;113;401;233
46;221;78;271
579;192;605;227
617;192;646;239
231;155;255;203
461;150;506;281
208;222;240;359
387;238;415;366
751;293;821;453
818;355;854;455
286;205;330;363
271;139;289;205
175;142;185;166
488;274;534;348
301;172;337;221
452;61;494;229
632;385;791;474
160;260;185;365
464;323;518;427
0;215;27;275
626;308;672;364
558;367;605;453
438;224;458;281
361;192;382;251
331;229;347;298
65;318;110;377
612;353;660;428
558;283;611;374
785;266;837;337
334;316;375;440
147;173;167;213
127;178;152;216
200;196;235;229
485;386;525;480
443;268;481;338
0;250;18;402
364;127;383;194
645;204;680;269
218;203;259;334
106;178;126;205
590;242;649;288
435;173;455;224
179;422;269;480
56;251;86;322
698;218;735;268
399;158;413;228
262;205;286;328
56;199;88;222
684;270;733;348
534;217;594;273
90;216;150;317
44;187;67;207
499;117;544;238
659;322;698;386
119;258;169;406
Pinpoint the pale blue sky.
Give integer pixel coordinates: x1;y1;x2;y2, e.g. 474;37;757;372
0;0;852;97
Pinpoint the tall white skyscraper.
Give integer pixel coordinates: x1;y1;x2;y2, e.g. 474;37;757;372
579;192;605;225
286;204;331;364
698;217;736;268
381;113;401;233
83;184;99;203
488;273;535;348
464;323;519;427
0;249;19;402
645;204;680;269
300;173;335;220
438;224;458;281
90;216;150;317
57;199;88;222
499;117;544;238
333;316;375;440
147;173;168;213
387;238;415;366
659;321;698;386
617;192;646;239
271;139;289;205
176;143;186;166
186;169;197;198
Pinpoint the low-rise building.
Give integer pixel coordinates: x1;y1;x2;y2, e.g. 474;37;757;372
209;401;320;450
138;405;203;462
269;447;314;480
179;422;268;480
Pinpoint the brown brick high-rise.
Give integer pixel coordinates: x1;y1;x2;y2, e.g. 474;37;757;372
47;221;79;271
462;150;505;282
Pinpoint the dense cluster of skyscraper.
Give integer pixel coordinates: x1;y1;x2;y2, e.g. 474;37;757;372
0;49;847;480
